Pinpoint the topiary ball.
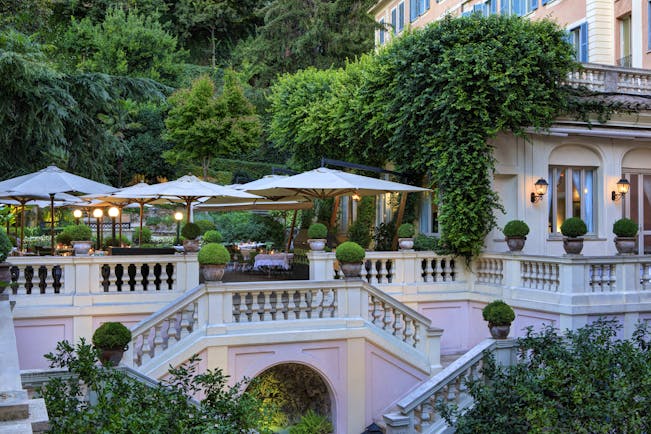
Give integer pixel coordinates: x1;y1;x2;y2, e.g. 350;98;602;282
613;218;638;237
308;223;328;239
397;223;415;238
335;241;366;263
203;230;223;243
560;217;587;238
198;243;231;265
482;300;515;326
503;220;530;237
92;322;132;350
181;222;201;240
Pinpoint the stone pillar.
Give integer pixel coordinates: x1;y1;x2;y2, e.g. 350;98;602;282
383;413;412;434
346;338;366;433
586;0;614;65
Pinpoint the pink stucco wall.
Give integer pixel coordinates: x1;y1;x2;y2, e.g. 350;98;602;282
14;317;74;370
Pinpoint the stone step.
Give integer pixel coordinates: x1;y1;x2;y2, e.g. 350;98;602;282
0;391;29;422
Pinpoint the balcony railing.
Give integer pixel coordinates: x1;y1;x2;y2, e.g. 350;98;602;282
565;63;651;95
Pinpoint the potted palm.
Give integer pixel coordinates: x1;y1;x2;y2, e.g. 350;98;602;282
198;242;231;281
560;217;587;255
613;218;638;255
92;321;132;366
482;300;515;339
181;222;202;253
503;220;529;252
335;241;366;279
307;223;328;251
58;224;93;256
397;223;415;250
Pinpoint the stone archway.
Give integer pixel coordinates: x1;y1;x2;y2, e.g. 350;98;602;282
247;362;332;428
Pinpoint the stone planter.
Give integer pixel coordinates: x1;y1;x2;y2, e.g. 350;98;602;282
563;237;584;255
72;240;92;256
98;346;127;367
183;239;200;253
202;264;226;281
308;239;326;251
340;262;363;280
505;236;526;252
488;324;510;339
614;236;637;255
398;238;414;250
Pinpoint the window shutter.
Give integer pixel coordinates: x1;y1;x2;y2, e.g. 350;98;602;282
500;0;508;15
425;0;430;10
490;0;497;14
542;0;549;4
530;0;538;11
580;22;588;62
398;2;405;32
391;8;397;33
379;18;385;45
410;0;418;21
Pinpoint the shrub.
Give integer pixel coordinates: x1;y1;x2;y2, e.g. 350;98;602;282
503;220;529;237
482;300;515;326
203;230;223;243
181;222;201;240
373;221;395;251
397;223;415;238
288;410;333;434
335;241;365;263
613;218;638;237
347;220;372;249
195;219;216;234
92;322;132;350
197;243;231;265
57;224;92;245
132;227;152;244
560;217;587;238
145;216;162;226
307;223;328;239
414;234;439;251
0;230;12;262
102;235;131;249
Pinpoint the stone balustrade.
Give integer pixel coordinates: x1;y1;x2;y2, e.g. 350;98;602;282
565;63;651;95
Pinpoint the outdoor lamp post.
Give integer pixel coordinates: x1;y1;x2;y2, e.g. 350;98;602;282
93;208;103;250
174;211;183;246
108;207;119;247
73;209;82;225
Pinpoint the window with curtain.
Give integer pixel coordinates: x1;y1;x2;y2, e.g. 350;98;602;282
548;167;596;234
419;192;439;234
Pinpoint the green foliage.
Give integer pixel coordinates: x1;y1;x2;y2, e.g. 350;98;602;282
503;220;530;237
397;223;415;238
195;219;216;234
57;225;93;245
440;319;651;433
203;230;223;243
181;222;201;240
560;217;587;238
0;230;12;262
335;241;365;263
103;235;131;249
288;410;333;434
41;340;270;433
91;322;132;350
164;71;261;179
307;223;328;239
347;221;372;249
482;300;515;326
414;234;439;252
373;222;395;252
198;242;230;265
613;218;638;237
211;212;284;247
132;226;152;244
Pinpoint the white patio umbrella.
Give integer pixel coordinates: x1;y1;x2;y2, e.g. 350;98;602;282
0;166;114;251
135;175;261;221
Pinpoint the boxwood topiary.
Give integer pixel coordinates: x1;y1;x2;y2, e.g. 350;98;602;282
482;300;515;326
613;218;638;237
198;243;231;265
308;223;328;239
335;241;365;263
203;230;223;243
503;220;530;238
92;322;132;350
195;219;216;234
397;223;415;238
181;222;201;240
560;217;587;238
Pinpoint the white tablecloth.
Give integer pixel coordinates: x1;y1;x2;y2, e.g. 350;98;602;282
253;253;293;270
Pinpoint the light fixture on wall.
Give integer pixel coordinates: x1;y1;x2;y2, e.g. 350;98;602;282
351;192;361;201
530;178;548;203
611;178;630;201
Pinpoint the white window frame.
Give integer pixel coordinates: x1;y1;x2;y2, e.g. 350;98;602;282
548;166;597;236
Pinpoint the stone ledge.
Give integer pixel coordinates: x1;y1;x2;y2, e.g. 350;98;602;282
0;391;29;422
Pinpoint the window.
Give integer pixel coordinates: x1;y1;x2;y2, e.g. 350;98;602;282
398;2;405;32
648;1;651;50
379;18;386;45
618;15;631;67
500;0;537;16
548;167;596;234
410;0;430;22
391;7;397;34
568;23;588;62
419;192;439;234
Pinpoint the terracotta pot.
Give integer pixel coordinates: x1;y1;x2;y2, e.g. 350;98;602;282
398;238;414;250
488;324;511;339
72;240;92;256
183;239;200;253
563;237;584;255
98;346;127;367
202;264;226;281
614;236;637;255
308;239;326;251
340;262;363;280
505;236;526;252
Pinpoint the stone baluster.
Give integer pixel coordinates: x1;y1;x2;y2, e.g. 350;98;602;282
379;259;389;284
367;259;378;284
424;258;434;282
152;322;165;358
140;330;152;365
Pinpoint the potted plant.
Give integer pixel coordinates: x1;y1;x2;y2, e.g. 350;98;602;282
58;224;93;256
335;241;366;279
92;321;132;366
397;223;415;250
307;223;328;251
503;220;529;252
202;230;223;244
613;218;638;255
482;300;515;339
198;243;231;281
181;222;202;253
560;217;587;255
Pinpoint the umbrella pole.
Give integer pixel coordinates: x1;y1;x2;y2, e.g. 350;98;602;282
20;203;26;253
139;202;144;248
329;196;340;230
50;193;55;253
286;209;297;252
118;205;123;245
391;192;409;250
186;200;191;223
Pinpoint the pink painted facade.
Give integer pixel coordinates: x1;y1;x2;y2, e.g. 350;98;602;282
14;317;73;370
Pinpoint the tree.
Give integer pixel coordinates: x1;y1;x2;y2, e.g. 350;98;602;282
41;339;271;433
0;0;52;34
440;319;651;433
164;70;260;179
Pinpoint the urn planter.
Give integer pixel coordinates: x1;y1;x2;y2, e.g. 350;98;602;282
614;236;637;255
308;239;326;251
505;236;526;253
563;237;584;255
72;240;92;256
339;262;363;280
398;238;414;250
202;264;226;281
488;324;511;339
